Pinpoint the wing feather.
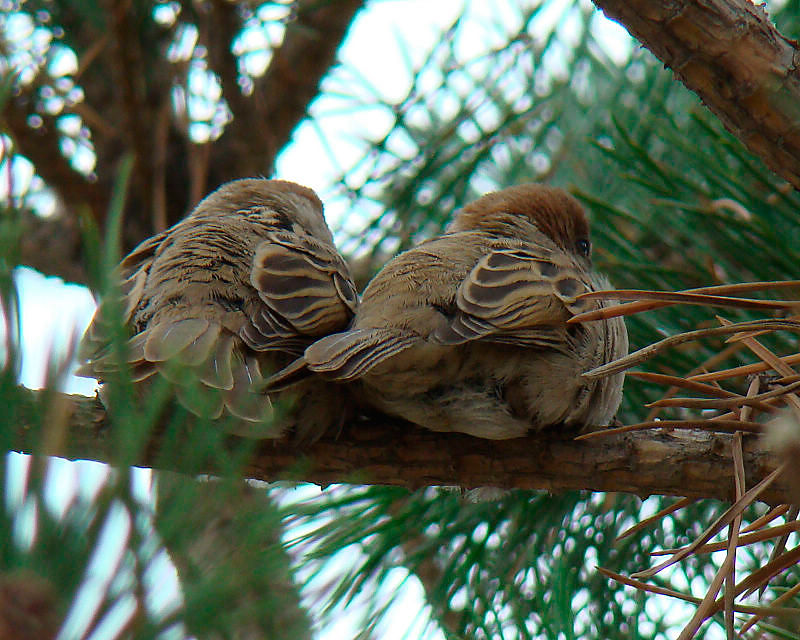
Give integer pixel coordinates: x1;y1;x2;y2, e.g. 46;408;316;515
250;237;357;339
144;318;211;362
198;333;235;390
77;230;170;367
223;354;274;425
432;247;594;347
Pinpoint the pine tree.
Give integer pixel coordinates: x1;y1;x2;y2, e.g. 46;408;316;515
1;1;799;638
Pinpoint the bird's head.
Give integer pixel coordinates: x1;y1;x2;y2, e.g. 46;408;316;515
449;184;592;262
195;178;334;243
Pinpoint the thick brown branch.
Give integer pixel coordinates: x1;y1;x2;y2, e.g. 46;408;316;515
213;0;365;178
205;0;249;126
2;98;102;285
8;387;792;505
16;212;87;284
155;477;314;639
591;0;800;189
1;96;107;222
104;0;152;189
5;0;365;282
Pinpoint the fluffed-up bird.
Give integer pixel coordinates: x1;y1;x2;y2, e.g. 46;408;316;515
77;178;358;439
266;183;627;439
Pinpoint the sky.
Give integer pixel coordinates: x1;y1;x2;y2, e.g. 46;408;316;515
0;2;655;639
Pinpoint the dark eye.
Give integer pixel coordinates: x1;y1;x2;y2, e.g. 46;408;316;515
575;238;591;257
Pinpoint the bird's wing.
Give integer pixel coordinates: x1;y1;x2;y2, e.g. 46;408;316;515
431;247;595;348
76;229;170;365
305;328;418;379
77;223;356;428
76;228;274;424
240;232;358;352
77;315;273;423
148;321;272;425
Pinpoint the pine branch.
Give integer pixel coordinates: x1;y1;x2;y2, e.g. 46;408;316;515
103;0;153;201
8;387;792;505
3;0;365;286
2;97;97;284
591;0;800;189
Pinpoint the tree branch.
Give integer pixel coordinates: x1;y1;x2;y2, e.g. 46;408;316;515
8;387;791;505
212;0;366;178
1;95;108;222
16;211;87;284
154;476;314;640
104;0;152;194
591;0;800;189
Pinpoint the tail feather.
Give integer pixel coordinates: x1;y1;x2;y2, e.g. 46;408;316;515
260;356;312;392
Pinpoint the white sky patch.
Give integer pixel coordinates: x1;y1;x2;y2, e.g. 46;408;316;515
48;43;78;77
590;9;632;65
12;267;97;394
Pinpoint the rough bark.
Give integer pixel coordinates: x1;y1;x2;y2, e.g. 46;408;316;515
592;0;800;189
8;387;791;505
8;0;800;286
1;95;109;220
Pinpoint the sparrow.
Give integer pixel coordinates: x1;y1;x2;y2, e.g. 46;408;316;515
266;183;627;439
76;178;358;439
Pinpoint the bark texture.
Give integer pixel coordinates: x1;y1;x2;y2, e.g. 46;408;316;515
592;0;800;189
7;388;790;505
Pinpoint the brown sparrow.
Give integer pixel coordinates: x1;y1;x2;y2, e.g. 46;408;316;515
77;178;358;439
267;184;627;439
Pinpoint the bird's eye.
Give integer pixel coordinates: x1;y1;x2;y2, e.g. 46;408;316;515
576;238;591;257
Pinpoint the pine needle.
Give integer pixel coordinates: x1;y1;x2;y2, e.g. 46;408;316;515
650;521;800;556
630;464;786;580
729;545;800;603
716;317;800;419
645;396;774;412
630;371;745;399
724;430;746;638
676;528;735;640
756;506;799;600
569;281;800;323
742;504;793;533
615;497;694;542
583;320;800;380
646;379;800;411
569;289;800;324
740;582;800;634
688;353;800;383
639;344;749;421
596;567;800;617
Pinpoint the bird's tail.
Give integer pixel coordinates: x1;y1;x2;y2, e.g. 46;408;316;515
260;355;312;392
